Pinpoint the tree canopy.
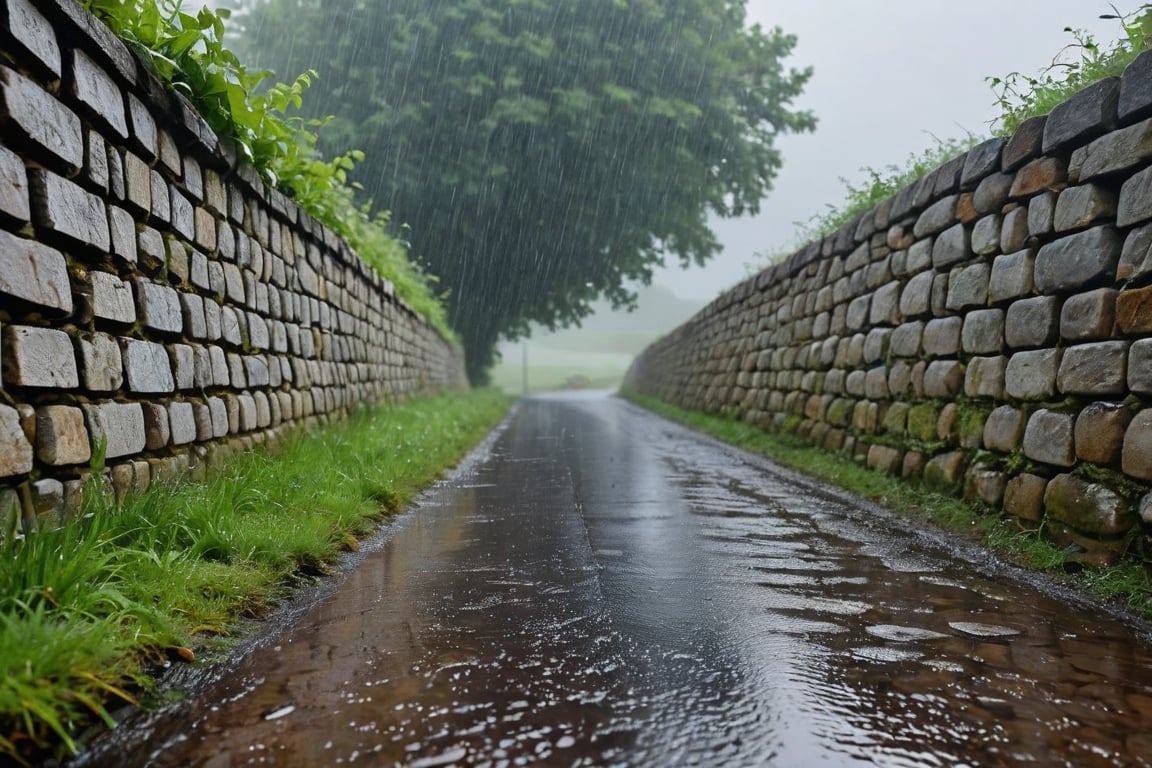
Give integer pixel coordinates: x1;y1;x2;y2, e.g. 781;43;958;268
233;0;815;382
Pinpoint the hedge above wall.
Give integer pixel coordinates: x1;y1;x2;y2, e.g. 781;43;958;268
0;0;467;529
626;53;1152;565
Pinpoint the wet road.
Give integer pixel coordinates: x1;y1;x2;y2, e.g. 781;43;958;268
84;392;1152;767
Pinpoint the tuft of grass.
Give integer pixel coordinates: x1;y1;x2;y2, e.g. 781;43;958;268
0;389;510;764
622;392;1152;618
989;4;1152;135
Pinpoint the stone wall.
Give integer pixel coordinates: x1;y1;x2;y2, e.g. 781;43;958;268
0;0;466;527
626;55;1152;564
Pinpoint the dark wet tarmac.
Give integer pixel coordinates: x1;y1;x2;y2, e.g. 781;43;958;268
80;392;1152;767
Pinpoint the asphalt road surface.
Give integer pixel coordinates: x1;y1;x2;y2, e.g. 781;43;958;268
81;391;1152;767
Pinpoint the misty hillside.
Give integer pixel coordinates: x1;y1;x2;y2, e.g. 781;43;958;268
490;283;705;393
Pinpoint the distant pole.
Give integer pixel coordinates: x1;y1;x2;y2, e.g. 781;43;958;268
522;342;528;396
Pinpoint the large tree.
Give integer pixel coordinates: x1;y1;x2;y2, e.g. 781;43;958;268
234;0;814;382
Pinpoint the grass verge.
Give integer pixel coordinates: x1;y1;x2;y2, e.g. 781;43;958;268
0;389;510;765
622;392;1152;619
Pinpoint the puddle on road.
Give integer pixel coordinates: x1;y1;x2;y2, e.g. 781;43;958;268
78;394;1152;767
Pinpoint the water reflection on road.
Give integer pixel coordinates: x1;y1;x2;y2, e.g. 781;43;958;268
81;392;1152;767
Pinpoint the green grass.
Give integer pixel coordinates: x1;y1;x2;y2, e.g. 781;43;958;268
622;392;1152;619
0;389;510;764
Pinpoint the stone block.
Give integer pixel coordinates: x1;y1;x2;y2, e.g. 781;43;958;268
961;309;1004;354
126;93;157;159
180;293;207;338
864;367;888;399
31;478;63;519
906;238;933;274
1057;341;1128;396
1023;409;1076;467
1005;296;1060;349
964;355;1006;399
1002;114;1046;171
1042;77;1119;153
171;344;195;390
914;194;958;237
193;402;212;441
1027;191;1057;238
973;173;1013;215
1116;284;1152;334
961;137;1005;188
135;279;182;334
149;169;169;223
862;329;890;364
1005;349;1061;400
82;402;146;459
867;444;903;474
899;270;935;317
76;332;122;392
869;281;901;326
923;317;961;357
0;66;82;170
889;321;923;358
987;249;1034;305
169;402;197;445
1123;409;1152;481
924;451;968;491
923;360;963;398
1054;184;1117;232
171;190;194;241
964;466;1007;508
1121;48;1152;121
1000;206;1029;253
971;214;1001;256
1119;163;1152;227
141;402;169;450
36;405;90;466
0;404;33;477
1072;116;1152;181
70;48;127;138
0;143;29;223
2;325;77;388
983;405;1025;451
88;271;135;324
1119;222;1152;282
4;0;60;79
1004;474;1047;521
946;263;990;312
1034;226;1122;293
123;152;150;215
1130;339;1152;395
1075;402;1132;466
1010;157;1067;199
846;295;870;331
208;397;228;438
1044;473;1132;537
931;223;970;269
29;169;109;250
121;338;175;393
1059;288;1116;342
108;205;136;264
0;229;71;314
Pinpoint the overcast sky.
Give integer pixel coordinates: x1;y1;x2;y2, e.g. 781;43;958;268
652;0;1130;299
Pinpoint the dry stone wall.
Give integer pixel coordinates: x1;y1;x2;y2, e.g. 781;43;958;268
0;0;466;528
626;55;1152;564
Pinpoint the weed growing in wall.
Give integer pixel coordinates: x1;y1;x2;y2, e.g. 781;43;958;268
989;4;1152;135
80;0;451;337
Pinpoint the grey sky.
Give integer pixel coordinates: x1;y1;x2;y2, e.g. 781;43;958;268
653;0;1131;299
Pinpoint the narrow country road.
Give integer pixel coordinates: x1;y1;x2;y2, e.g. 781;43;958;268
82;392;1152;767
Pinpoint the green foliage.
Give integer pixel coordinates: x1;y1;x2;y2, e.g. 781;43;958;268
79;0;450;337
0;390;510;762
989;5;1152;135
234;0;815;382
